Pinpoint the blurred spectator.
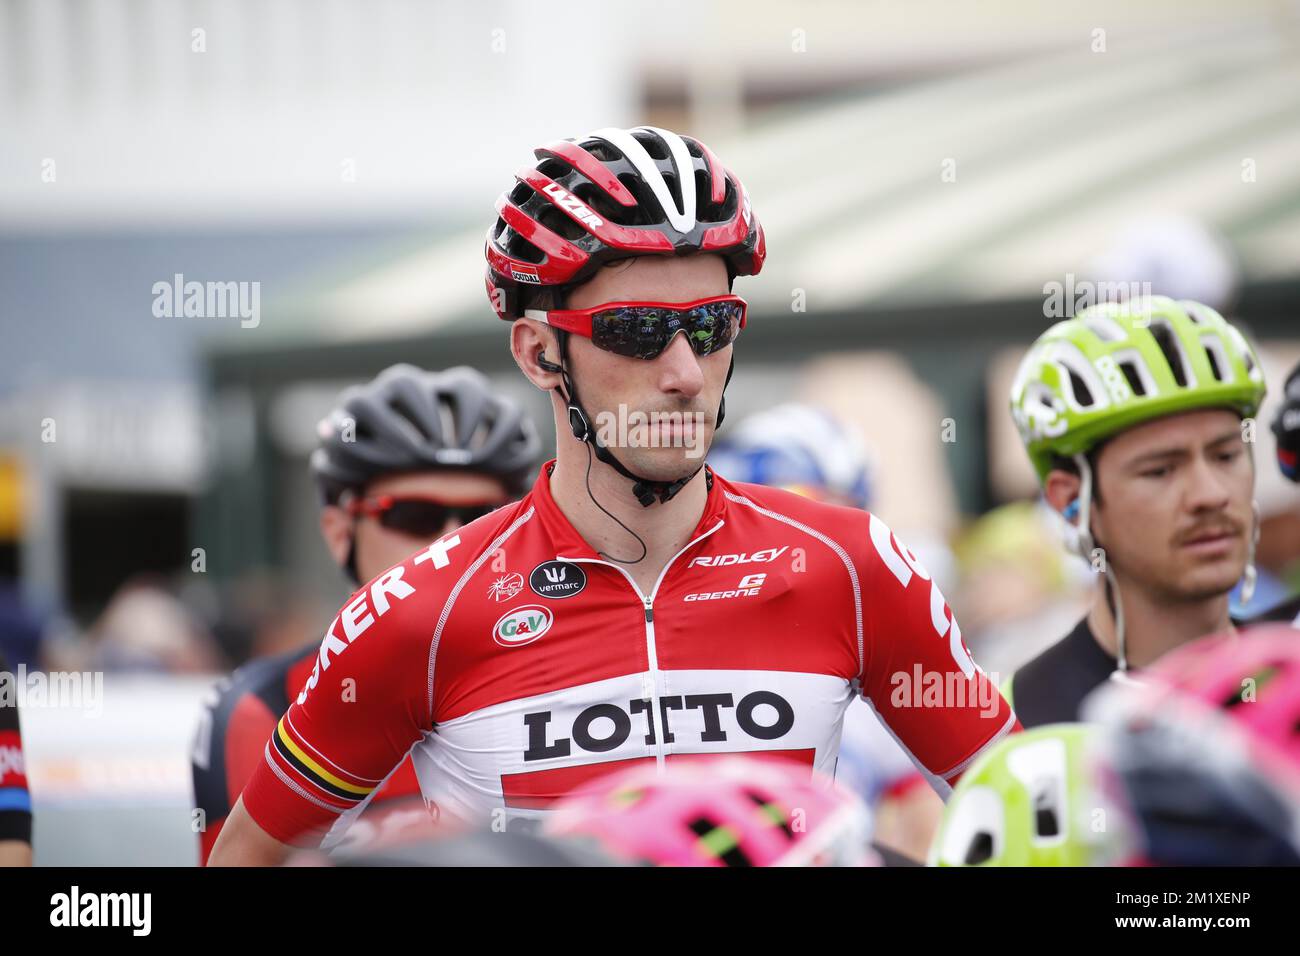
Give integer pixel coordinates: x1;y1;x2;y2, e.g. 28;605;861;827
952;500;1094;680
83;577;224;674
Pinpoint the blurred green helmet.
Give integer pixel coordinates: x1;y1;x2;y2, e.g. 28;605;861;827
1010;296;1266;483
929;724;1123;867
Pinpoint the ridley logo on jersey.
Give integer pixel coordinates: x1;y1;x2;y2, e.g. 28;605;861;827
529;561;587;599
493;605;554;647
687;546;789;569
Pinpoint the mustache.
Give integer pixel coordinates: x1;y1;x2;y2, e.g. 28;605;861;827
1173;517;1245;546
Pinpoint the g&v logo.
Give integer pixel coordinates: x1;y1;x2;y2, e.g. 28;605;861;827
493;605;554;647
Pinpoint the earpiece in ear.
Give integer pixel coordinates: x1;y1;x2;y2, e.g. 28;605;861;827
537;351;565;374
1062;499;1080;521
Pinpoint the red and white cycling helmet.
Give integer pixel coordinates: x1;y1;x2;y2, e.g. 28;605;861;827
1085;624;1300;865
485;126;766;320
543;755;877;867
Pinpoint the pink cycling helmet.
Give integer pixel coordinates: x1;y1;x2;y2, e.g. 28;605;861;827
1086;624;1300;865
543;755;877;867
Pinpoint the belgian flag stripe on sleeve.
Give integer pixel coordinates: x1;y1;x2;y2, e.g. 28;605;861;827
270;717;376;804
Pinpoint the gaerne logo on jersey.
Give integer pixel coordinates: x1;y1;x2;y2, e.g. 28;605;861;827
684;573;766;602
688;546;788;568
494;605;554;647
541;182;603;229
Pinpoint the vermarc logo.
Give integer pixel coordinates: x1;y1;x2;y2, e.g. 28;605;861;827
529;561;587;599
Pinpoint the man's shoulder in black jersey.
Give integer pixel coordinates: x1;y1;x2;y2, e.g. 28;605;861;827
1004;617;1116;729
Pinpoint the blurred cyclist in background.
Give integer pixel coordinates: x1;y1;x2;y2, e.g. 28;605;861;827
0;648;32;866
1005;297;1266;726
1254;360;1300;625
708;402;940;861
1086;625;1300;865
191;364;540;864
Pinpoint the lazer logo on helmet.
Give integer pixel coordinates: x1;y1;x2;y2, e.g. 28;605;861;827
522;690;795;761
688;546;788;568
541;183;604;229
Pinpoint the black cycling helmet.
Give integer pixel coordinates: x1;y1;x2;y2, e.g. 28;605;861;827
310;364;542;505
1273;360;1300;483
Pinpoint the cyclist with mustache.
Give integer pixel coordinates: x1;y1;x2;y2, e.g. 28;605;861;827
1004;297;1267;727
209;126;1016;865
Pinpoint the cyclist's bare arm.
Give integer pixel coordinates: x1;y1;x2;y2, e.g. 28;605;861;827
207;796;293;867
0;840;31;867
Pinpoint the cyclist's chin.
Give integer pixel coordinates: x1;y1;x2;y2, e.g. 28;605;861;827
617;443;709;483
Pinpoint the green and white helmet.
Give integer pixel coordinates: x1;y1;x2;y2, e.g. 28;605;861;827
1010;296;1266;483
929;724;1129;867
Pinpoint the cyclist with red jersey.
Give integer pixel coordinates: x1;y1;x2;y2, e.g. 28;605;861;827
0;649;32;867
209;125;1018;865
191;364;539;863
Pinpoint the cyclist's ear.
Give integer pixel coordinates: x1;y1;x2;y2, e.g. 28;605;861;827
509;319;563;391
319;503;354;569
1043;469;1082;522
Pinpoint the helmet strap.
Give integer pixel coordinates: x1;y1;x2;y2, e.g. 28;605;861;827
1072;453;1129;673
1241;499;1261;606
548;329;706;508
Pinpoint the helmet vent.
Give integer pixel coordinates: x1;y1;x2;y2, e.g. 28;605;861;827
632;130;670;160
573;182;627;225
503;229;545;264
1067;368;1095;408
616;173;656;225
693;169;713;219
964;832;995;865
389;395;435;445
583;140;621;162
1201;335;1229;383
536;202;587;242
1148;321;1193;388
1118;360;1146;396
688;817;751;867
509;181;534;206
662;171;684;214
745;790;795;838
1033;788;1062;838
536;157;572;180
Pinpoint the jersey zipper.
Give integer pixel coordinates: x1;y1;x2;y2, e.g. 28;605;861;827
559;518;725;770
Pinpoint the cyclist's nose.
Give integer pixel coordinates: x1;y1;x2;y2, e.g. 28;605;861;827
654;331;706;398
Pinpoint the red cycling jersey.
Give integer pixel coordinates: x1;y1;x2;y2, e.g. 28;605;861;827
242;462;1019;846
191;642;422;864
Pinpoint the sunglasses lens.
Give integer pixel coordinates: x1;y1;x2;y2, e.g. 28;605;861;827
685;301;742;356
378;500;453;537
591;301;742;359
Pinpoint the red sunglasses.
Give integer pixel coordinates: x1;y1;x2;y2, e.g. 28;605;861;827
344;494;505;537
523;294;747;360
